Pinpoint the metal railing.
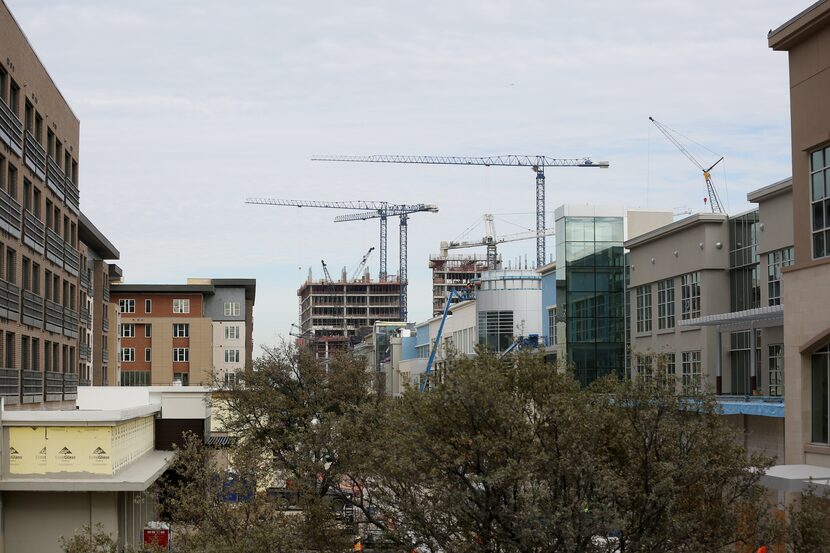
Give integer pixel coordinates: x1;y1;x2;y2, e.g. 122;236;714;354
63;372;78;399
102;316;109;333
80;268;91;292
0;367;19;400
79;344;91;361
46;157;64;200
80;307;91;328
103;284;110;303
22;290;44;328
0;100;23;156
79;378;91;387
0;187;21;239
45;370;63;397
45;227;63;265
22;369;43;400
22;210;45;254
63;242;80;276
23;131;46;181
101;348;109;364
63;307;79;338
0;279;20;321
45;299;63;333
64;176;79;214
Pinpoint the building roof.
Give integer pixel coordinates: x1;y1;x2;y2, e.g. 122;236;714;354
623;212;728;249
210;278;256;303
78;212;120;260
0;404;160;426
747;177;793;203
769;0;830;50
536;261;557;276
679;304;784;332
111;283;215;295
761;464;830;492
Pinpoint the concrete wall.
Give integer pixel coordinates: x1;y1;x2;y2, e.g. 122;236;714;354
723;415;785;463
212;320;246;383
204;287;246;321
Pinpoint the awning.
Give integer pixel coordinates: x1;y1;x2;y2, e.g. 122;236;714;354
680;305;783;332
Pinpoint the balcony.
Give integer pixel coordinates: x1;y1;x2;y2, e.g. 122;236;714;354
102;316;109;333
79;378;91;387
0;368;19;404
64;176;79;214
0;100;23;157
80;306;91;328
80;268;91;292
63;372;78;400
22;290;44;328
22;210;45;254
102;348;109;364
45;370;62;401
79;344;91;361
63;307;79;338
22;370;43;403
0;187;21;239
46;157;64;200
23;131;46;181
45;299;62;334
45;227;63;266
0;279;20;322
103;284;110;303
63;242;80;277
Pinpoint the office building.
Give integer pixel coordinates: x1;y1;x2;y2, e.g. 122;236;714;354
429;250;497;317
110;279;255;387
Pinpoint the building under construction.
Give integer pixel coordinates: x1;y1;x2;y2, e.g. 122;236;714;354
430;249;501;316
297;267;403;359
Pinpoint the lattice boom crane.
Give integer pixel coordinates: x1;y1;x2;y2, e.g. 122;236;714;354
312;154;609;267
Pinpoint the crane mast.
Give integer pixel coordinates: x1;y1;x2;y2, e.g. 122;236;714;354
648;117;725;213
313;154;609;268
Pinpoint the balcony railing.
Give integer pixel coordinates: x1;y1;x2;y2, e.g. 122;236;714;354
63;307;79;338
0;367;19;404
102;316;109;333
103;284;110;303
0;279;20;322
45;227;63;265
22;369;43;402
64;176;79;214
23;131;46;181
63;372;78;400
45;370;63;399
22;210;45;254
63;242;80;277
80;307;91;328
45;299;63;334
102;348;109;364
0;187;21;239
79;344;91;361
79;378;91;387
46;157;64;200
0;100;23;157
22;290;44;328
80;268;91;292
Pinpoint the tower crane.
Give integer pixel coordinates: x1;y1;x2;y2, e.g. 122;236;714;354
442;214;556;270
649;117;725;213
245;198;437;282
333;205;438;322
320;259;333;284
312;154;609;267
351;247;374;280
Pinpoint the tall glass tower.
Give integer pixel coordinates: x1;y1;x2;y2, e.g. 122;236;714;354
554;206;626;386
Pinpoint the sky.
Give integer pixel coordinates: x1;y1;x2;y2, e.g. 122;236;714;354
7;0;799;351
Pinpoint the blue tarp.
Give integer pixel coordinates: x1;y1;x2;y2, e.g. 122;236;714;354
717;399;785;418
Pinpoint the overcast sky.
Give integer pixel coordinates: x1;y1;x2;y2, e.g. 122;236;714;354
8;0;798;350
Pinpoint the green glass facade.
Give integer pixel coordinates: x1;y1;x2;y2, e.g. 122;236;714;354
556;216;626;386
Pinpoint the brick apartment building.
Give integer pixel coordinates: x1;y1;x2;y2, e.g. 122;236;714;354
111;279;255;386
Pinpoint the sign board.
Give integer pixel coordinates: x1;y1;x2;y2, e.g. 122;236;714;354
143;527;170;551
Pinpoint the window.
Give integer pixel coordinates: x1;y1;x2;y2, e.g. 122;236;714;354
5;248;15;284
225;325;240;340
769;344;783;397
681;351;702;393
224;302;241;317
767;247;794;306
811;145;830;258
636;285;652;333
120;347;135;362
145;348;152;362
477;311;514;353
547;307;556;345
145;299;152;313
657;279;675;330
173;372;189;386
0;66;6;103
637;354;653;381
224;349;240;363
173;348;189;362
173;299;190;314
144;324;152;338
119;299;135;313
121;371;150;386
9;79;19;116
680;272;701;320
119;323;135;338
812;345;830;443
665;352;676;376
173;323;189;338
224;372;238;386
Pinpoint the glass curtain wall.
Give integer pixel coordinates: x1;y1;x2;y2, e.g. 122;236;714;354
729;211;760;312
556;216;625;386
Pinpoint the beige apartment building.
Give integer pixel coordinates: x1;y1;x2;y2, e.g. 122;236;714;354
770;1;830;470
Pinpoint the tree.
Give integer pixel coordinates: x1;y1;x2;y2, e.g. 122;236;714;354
59;523;165;553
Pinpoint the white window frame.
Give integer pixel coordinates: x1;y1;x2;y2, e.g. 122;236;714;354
173;323;189;338
173;298;190;314
119;323;135;338
118;299;135;313
144;324;152;338
144;348;151;362
680;272;701;320
769;344;783;397
224;349;240;363
120;347;135;362
145;299;152;314
681;350;702;393
225;325;240;340
224;302;241;317
636;285;652;334
173;347;189;362
657;278;675;330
